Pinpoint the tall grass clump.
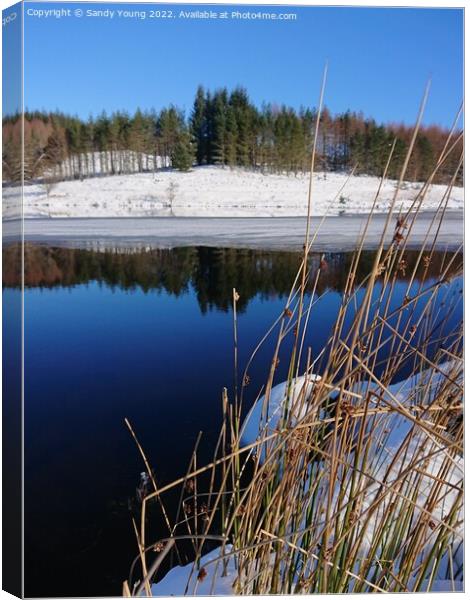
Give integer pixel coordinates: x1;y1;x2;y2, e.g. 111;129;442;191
123;80;463;595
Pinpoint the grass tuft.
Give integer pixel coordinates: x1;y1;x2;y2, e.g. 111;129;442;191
124;84;463;595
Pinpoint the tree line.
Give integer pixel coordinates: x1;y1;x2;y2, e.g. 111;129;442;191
2;85;462;184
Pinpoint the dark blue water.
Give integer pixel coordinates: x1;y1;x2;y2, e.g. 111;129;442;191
3;245;462;597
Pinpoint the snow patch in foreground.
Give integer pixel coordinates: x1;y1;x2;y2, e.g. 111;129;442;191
240;375;322;448
151;546;236;596
151;364;462;595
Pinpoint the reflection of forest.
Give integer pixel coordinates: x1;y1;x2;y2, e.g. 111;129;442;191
3;244;462;313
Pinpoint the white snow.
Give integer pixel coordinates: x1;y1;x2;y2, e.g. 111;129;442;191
240;375;322;449
240;363;461;450
151;545;237;596
150;364;462;595
3;166;463;219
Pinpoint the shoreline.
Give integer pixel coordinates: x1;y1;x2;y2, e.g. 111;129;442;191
5;212;463;252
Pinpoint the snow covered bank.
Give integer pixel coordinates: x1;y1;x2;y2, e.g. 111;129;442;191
241;363;462;449
151;544;462;596
3;166;463;219
151;546;237;596
149;364;462;596
240;375;322;449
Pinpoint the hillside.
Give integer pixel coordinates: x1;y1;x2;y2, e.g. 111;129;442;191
4;166;463;220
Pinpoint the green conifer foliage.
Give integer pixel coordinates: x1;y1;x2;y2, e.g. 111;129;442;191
171;130;194;172
2;87;461;185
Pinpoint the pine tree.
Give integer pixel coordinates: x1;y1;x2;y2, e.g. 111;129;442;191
224;106;238;167
368;124;389;176
94;111;111;176
86;116;97;176
415;134;434;181
79;121;93;176
319;107;332;172
171;130;194;171
299;107;314;173
289;112;305;175
24;130;44;181
130;108;151;172
190;86;208;165
229;87;252;167
389;137;407;180
157;107;184;167
339;111;351;169
204;91;214;164
2;133;22;182
211;90;228;165
44;123;66;178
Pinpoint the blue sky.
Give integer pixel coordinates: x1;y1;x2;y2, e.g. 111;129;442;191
21;2;463;127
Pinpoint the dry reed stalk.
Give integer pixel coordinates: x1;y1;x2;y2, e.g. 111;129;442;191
124;81;463;596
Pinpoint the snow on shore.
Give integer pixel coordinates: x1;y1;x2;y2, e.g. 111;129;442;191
240;363;461;449
149;364;462;596
151;545;237;596
3;166;463;219
240;375;322;448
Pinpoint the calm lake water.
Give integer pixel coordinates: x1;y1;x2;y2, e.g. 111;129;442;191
3;244;462;597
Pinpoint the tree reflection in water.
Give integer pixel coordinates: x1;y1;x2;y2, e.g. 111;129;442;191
3;243;462;314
